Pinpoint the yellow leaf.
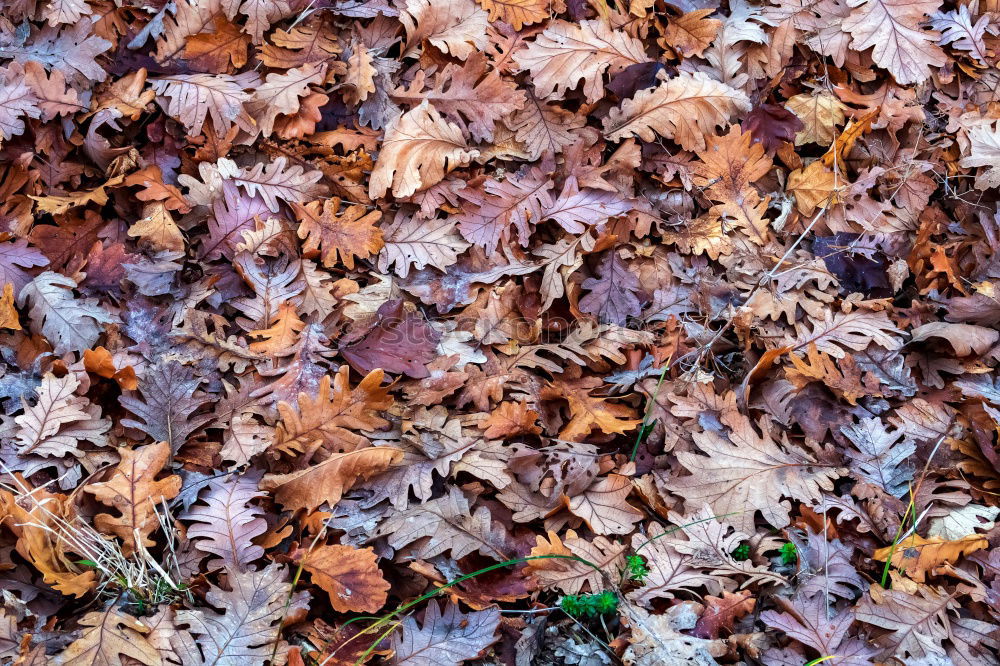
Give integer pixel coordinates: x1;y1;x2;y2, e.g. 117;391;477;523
874;533;988;582
249;303;305;355
0;283;20;330
476;0;551;30
128;202;185;251
787;160;843;215
785;91;847;146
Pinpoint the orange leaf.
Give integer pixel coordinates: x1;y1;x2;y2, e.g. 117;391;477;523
273;367;393;459
479;400;541;438
873;533;988;582
249;303;305;355
261;447;404;512
0;283;20;330
83;441;182;556
542;379;640;442
294;198;384;270
183;17;250;72
298;544;390;613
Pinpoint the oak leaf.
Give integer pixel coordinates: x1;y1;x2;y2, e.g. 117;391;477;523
245;62;326;137
273;367;391;458
579;250;644;325
369;101;480;199
541;377;641;442
83;441;182;556
456;168;553;253
228;156;326;213
476;0;551;30
0;239;48;295
568;474;644;535
873;533;988;582
182;472;267;571
603;71;751;151
662;10;723;58
910;321;1000;356
260;16;341;69
787;160;843;215
249;302;305;356
762;594;877;662
785;90;848;146
296;543;389;613
360;406;475;509
375;487;511;560
961;121;1000;190
392;601;500;665
120;360;212;454
401;0;489;61
694;126;773;244
262;447;403;512
855;579;957;662
664;408;844;534
390;53;525;143
841;417;915;497
627;527;715;606
786;344;882;404
507;92;587;160
529;529;626;594
843;0;947;85
0;485;97;597
294;198;384;270
18;271;118;355
182;17;251;72
128;203;185;252
480;400;541;438
52;608;162;666
15;372;109;458
339;299;442;379
515;19;648;103
176;564;309;665
790;309;904;358
543;179;632;234
692;590;756;639
150;72;258;136
0;65;41;141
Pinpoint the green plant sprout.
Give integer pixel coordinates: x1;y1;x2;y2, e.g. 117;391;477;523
625;554;649;582
731;542;751;561
560;590;618;619
779;542;798;565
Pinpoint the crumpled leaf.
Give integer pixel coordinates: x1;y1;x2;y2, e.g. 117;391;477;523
294;198;383;270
